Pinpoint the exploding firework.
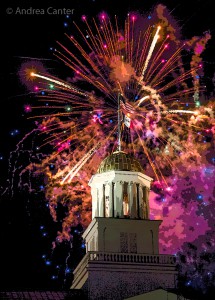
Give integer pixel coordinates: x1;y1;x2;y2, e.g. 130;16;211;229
16;5;214;248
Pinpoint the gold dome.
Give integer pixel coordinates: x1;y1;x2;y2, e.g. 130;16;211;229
97;151;144;173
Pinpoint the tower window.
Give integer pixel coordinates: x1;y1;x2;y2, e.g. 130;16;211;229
120;232;137;253
120;232;128;253
105;196;110;217
123;182;129;216
129;233;137;253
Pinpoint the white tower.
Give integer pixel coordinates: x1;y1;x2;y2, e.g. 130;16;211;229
71;151;177;300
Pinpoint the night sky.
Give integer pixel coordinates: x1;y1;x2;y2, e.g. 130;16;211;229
0;0;215;297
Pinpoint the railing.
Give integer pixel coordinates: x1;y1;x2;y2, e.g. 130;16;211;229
73;251;176;279
88;251;176;264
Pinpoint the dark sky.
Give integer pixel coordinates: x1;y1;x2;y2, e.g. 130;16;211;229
0;0;215;292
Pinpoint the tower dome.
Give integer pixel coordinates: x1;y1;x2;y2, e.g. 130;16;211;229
97;151;144;173
89;150;152;221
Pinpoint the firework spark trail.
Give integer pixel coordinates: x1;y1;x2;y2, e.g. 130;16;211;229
31;72;87;96
148;45;185;87
136;95;150;107
135;130;161;183
140;25;161;80
135;26;152;73
6;129;38;197
144;34;170;81
162;110;199;115
54;46;116;101
60;143;101;185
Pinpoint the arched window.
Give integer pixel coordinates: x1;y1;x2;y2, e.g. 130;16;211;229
123;182;129;216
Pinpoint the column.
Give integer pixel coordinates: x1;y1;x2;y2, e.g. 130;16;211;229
139;184;144;219
142;186;150;219
96;188;100;217
98;184;104;217
91;187;97;219
112;182;115;218
136;183;140;219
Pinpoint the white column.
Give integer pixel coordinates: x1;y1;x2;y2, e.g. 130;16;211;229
91;187;97;219
136;183;140;218
142;185;150;219
95;187;99;218
146;187;150;218
98;184;104;217
111;182;115;217
102;184;106;217
139;184;144;219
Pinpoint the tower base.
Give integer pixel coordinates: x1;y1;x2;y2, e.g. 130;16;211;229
71;251;177;300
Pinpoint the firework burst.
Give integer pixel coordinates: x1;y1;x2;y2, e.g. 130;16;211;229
17;5;214;245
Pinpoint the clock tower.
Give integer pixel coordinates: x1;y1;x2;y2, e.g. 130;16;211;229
71;151;177;299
